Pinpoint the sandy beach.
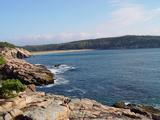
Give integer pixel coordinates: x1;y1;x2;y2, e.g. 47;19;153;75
31;49;93;55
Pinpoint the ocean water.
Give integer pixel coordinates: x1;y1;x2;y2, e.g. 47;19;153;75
25;49;160;108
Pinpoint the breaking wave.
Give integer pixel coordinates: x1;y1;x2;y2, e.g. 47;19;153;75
48;64;76;74
38;64;76;88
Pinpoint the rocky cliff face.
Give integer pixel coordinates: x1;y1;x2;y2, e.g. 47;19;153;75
2;58;54;85
0;47;54;85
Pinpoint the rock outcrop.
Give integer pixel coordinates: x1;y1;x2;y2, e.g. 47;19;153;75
0;47;54;85
0;88;154;120
114;101;160;120
0;87;70;120
2;58;54;85
0;47;31;59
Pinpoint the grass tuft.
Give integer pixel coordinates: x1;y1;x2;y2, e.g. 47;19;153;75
0;79;25;98
0;56;6;65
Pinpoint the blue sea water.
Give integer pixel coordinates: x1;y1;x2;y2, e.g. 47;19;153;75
25;49;160;108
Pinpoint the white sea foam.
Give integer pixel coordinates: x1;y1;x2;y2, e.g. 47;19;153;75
67;87;86;94
54;76;69;85
124;102;131;105
37;83;55;88
37;76;69;88
35;64;42;66
37;64;75;88
49;64;76;74
154;104;160;109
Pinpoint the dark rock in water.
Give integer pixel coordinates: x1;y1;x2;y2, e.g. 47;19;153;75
54;64;61;67
114;101;160;120
130;106;151;117
136;105;160;120
113;101;126;108
35;64;47;69
129;104;160;119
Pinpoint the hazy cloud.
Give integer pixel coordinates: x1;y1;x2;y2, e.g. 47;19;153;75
96;1;160;36
7;0;160;45
11;32;104;45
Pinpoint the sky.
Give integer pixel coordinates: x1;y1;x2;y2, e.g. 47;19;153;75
1;0;160;45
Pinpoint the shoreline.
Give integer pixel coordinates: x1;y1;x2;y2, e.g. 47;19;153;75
1;47;160;119
31;49;94;55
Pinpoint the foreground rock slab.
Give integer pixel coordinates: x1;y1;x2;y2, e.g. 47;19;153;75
0;91;70;120
0;90;154;120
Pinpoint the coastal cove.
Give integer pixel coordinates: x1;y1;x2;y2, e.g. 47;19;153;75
2;0;160;119
26;48;160;108
0;45;160;119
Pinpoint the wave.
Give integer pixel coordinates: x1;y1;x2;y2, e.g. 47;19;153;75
37;83;55;88
35;64;42;66
67;87;86;94
54;76;69;85
37;76;69;88
38;64;75;88
124;102;131;105
48;64;76;74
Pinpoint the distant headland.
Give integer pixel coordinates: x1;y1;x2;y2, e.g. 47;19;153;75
23;35;160;52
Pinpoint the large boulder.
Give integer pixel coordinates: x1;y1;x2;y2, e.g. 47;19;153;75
22;103;69;120
2;58;54;85
0;92;70;120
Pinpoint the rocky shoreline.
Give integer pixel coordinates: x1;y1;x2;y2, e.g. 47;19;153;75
0;86;155;120
0;47;54;85
0;47;160;120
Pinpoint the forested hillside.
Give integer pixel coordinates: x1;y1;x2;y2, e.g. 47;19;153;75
23;35;160;51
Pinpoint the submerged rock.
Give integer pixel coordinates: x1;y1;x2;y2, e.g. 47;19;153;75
54;64;61;68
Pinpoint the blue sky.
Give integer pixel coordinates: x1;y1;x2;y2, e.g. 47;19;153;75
1;0;160;45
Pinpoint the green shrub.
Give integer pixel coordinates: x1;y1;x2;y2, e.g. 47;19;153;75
0;56;6;65
0;89;17;98
0;79;25;98
0;42;15;48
